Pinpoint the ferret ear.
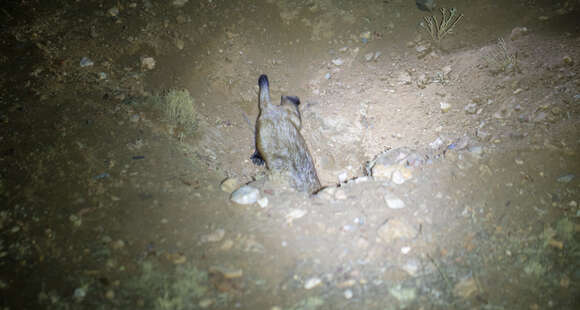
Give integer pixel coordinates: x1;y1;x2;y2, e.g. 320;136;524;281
281;95;300;107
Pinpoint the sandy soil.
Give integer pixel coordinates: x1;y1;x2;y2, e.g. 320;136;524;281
1;0;579;309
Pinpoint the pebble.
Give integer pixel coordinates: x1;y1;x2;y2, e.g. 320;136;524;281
73;287;87;301
468;145;483;155
401;246;411;254
332;58;344;66
172;0;189;7
79;57;94;67
140;57;156;70
220;177;239;193
198;298;213;308
108;7;120;17
430;137;444;149
69;214;82;227
209;265;243;278
200;228;225;243
515;158;524;165
304;277;322;289
453;277;478;298
112;239;125;249
377;218;417;243
440;101;451;113
365;52;374;61
105;289;115;300
402;259;420;276
557;174;574;183
510;26;528;41
338;171;348;183
230;185;260;205
384;194;406;209
389;285;416;303
397;71;412;85
464;103;477;114
360;31;371;41
286;209;307;223
324;73;331;79
257;196;269;208
344;289;353;299
334;189;347;200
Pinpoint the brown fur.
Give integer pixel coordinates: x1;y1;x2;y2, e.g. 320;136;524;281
254;75;321;194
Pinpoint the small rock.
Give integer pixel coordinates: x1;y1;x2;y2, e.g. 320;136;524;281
338;171;348;183
360;31;371;41
174;38;185;50
562;55;573;66
304;277;322;289
416;0;436;12
198;298;213;308
69;214;82;227
257;196;269;208
230;186;260;205
112;239;125;249
344;289;353;299
464;103;477;114
105;289;114;300
401;246;411;254
392;169;406;184
334;189;347;200
442;65;452;76
79;57;94;67
515;158;524;165
107;7;120;17
415;44;428;53
389;285;417;303
402;259;420;276
440;101;451;113
141;57;156;70
209;265;243;279
332;58;344;66
384;194;406;209
129;114;140;122
220;178;239;193
200;228;225;243
468;145;483;155
398;71;412;85
324;73;331;79
73;287;87;301
365;52;374;62
172;0;189;7
286;209;307;223
377;218;417;243
510;26;528;41
453;276;478;298
430;137;444;149
557;174;574;183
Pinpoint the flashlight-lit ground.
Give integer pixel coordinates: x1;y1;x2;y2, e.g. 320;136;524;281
1;0;579;309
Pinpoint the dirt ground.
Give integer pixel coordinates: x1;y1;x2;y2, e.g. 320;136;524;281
1;0;579;309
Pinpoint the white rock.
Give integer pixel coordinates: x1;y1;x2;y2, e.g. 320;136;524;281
230;186;260;205
172;0;189;7
332;58;344;66
440;101;451;113
338;171;348;183
257;197;269;208
344;289;353;299
286;209;307;223
141;57;156;70
392;169;406;185
304;277;322;289
385;194;406;209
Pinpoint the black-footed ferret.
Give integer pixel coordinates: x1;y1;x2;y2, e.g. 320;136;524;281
251;74;321;194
